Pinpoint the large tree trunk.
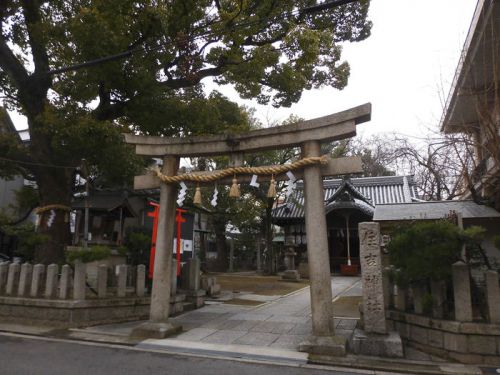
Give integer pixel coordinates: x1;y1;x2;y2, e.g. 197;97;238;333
33;161;73;265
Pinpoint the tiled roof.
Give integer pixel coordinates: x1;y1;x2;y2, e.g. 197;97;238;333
273;175;419;221
72;192;137;217
374;200;500;221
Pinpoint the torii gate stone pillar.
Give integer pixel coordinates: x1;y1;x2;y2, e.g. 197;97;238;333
131;156;182;338
125;103;371;353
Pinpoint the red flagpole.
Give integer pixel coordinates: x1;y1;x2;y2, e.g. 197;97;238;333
175;208;187;276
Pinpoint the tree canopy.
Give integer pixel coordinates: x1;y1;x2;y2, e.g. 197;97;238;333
0;0;371;263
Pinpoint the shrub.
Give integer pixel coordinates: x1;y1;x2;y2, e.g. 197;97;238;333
66;245;112;264
422;293;434;315
123;226;151;266
387;221;463;283
493;235;500;251
1;222;49;262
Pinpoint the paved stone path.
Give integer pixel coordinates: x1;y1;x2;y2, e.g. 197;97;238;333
153;276;361;350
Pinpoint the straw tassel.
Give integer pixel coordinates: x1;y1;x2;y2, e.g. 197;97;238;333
229;175;240;198
267;175;277;198
193;185;202;204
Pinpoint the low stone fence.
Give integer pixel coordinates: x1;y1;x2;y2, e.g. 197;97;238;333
0;261;149;327
0;261;147;300
385;263;500;365
0;258;218;327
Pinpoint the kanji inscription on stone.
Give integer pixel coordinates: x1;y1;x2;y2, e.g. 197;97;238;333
359;222;387;334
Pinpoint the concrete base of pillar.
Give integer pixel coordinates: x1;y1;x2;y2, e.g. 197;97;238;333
180;289;206;308
207;284;221;296
349;328;403;358
298;262;309;279
299;335;347;356
170;293;186;315
130;321;182;339
281;270;301;281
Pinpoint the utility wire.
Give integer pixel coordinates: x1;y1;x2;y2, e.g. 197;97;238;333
47;0;360;75
0;156;77;169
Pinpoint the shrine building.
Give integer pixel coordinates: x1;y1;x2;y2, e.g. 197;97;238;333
272;175;419;272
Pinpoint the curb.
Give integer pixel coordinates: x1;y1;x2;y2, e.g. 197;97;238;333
309;354;483;375
0;328;489;375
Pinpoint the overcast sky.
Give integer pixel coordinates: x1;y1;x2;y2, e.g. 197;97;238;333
207;0;478;140
10;0;478;140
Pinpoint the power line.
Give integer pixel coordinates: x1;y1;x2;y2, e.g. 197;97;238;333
0;156;77;169
46;0;361;75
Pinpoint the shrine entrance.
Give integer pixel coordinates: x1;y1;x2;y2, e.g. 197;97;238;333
327;209;372;272
124;103;371;356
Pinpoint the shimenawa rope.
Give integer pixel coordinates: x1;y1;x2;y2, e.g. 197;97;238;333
152;155;328;184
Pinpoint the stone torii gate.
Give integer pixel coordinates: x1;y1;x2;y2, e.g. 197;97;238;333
125;103;371;355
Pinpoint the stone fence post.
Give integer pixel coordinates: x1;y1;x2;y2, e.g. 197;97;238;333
45;264;59;299
117;265;127;297
30;264;45;297
136;264;146;297
485;270;500;324
452;262;472;322
0;262;9;294
59;265;71;299
187;258;200;291
97;265;108;298
17;263;32;297
5;263;20;295
394;285;407;311
430;280;446;319
73;261;86;300
412;285;425;315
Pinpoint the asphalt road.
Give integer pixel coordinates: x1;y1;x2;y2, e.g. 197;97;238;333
0;333;369;375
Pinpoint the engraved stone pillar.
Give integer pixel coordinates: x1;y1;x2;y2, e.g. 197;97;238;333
382;264;392;309
485;270;500;324
117;264;127;297
6;263;20;295
30;264;45;297
0;262;9;293
73;260;86;300
58;265;71;299
97;264;108;298
359;222;387;334
430;280;446;319
45;264;59;299
351;222;403;358
452;262;472;322
136;264;146;297
17;263;32;296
